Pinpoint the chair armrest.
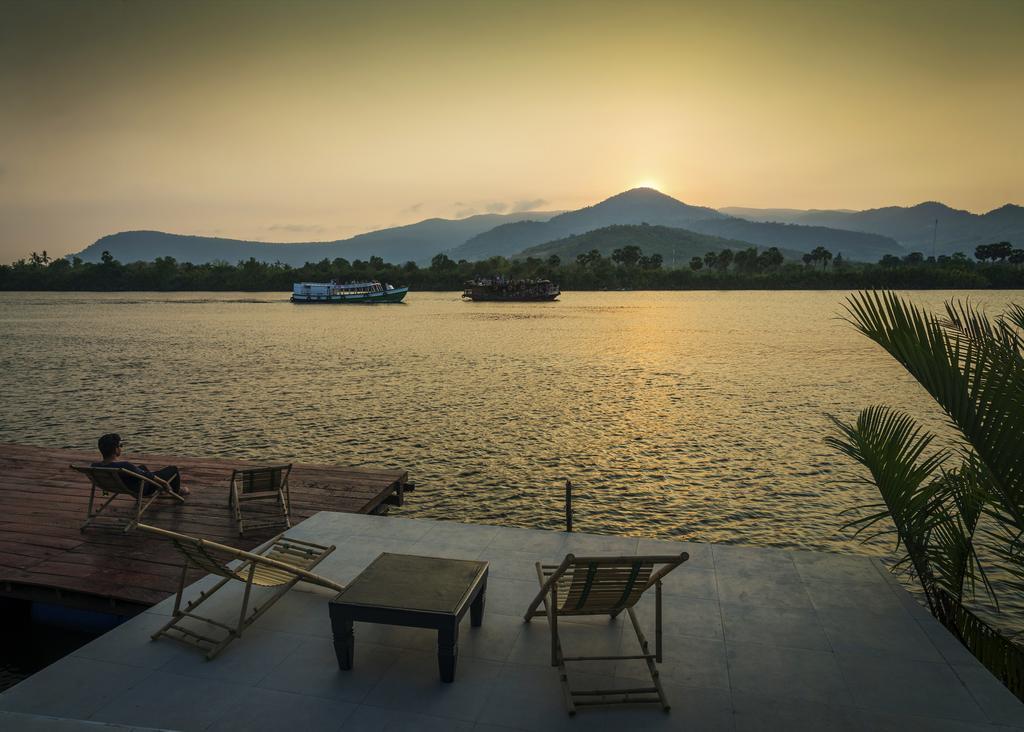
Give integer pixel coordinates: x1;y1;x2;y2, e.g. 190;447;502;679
132;470;171;492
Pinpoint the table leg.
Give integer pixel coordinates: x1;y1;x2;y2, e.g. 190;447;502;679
438;622;459;682
471;578;486;628
333;615;354;670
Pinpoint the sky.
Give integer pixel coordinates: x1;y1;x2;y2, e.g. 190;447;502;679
1;0;1022;261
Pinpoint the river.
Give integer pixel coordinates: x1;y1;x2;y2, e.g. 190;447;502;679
0;289;1021;633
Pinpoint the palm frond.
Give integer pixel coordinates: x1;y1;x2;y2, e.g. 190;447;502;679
845;291;1024;545
826;407;979;613
1001;303;1024;336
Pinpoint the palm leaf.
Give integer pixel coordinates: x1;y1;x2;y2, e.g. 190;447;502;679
826;406;983;615
843;292;1024;572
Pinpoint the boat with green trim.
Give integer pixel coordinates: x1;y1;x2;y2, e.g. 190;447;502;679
291;280;408;303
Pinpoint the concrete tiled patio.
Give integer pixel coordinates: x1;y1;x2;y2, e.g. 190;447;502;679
3;512;1023;731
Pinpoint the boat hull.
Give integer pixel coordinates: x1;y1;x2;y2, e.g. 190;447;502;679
291;287;409;304
461;292;559;302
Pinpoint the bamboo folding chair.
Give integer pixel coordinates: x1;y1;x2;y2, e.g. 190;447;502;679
228;464;292;536
523;552;689;715
137;524;344;659
71;464;185;533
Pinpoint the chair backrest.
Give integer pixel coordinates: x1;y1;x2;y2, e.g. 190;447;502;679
232;464;291;494
552;553;688;615
71;465;138;495
135;524;344;592
169;534;239;580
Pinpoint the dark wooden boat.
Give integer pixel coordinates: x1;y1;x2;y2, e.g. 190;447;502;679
461;278;560;302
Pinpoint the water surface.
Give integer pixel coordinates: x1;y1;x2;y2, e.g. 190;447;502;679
1;290;1021;629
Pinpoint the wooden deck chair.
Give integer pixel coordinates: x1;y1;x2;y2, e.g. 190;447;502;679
523;552;689;715
71;464;185;533
228;464;292;536
137;523;344;659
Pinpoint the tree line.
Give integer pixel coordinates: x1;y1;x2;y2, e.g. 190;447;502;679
3;241;1023;291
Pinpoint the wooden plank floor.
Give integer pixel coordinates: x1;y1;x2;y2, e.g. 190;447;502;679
0;443;410;613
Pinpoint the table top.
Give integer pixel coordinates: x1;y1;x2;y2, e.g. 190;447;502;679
332;552;488;615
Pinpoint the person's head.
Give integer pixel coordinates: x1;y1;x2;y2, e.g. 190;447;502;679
98;433;123;460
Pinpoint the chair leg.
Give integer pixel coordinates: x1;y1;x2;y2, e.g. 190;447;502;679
86;482;97;520
236;564;256;640
281;482;292;529
626;606;670;711
172;559;190;615
533;563;574;714
82;491;119;531
231;483;244;536
127;491;161;532
656;580;663;663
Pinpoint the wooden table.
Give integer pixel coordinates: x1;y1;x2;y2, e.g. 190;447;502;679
328;553;489;682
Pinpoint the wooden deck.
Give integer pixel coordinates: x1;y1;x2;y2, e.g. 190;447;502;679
0;443;411;615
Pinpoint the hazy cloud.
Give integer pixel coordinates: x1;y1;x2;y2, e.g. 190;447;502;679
452;201;478;218
267;223;326;234
452;200;530;218
512;198;548;212
399;202;424;216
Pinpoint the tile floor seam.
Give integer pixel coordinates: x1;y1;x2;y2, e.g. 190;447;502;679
710;544;740;725
354;698;481;726
82;665;161;724
804;556;864;721
212;683;361;731
835;656;993;726
469;672;503;727
949;660;1012;726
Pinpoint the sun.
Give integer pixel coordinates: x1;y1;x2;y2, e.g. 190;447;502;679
633;179;662;192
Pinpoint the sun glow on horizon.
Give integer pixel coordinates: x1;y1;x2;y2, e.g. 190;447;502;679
633;180;663;193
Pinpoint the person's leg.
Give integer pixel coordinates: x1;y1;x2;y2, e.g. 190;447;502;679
154;466;188;495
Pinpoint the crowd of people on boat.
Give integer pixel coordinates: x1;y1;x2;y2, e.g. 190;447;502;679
465;276;558;296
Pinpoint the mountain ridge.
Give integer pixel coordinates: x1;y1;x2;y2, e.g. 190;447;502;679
72;211;562;266
69;188;1020;267
720;201;1024;254
452;188;902;262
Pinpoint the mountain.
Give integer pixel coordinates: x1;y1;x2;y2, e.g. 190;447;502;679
447;188;726;261
71;211;561;266
452;188;903;262
516;224;805;265
720;202;1024;255
76;187;991;267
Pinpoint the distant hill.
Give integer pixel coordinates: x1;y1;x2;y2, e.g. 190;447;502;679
720;202;1024;255
76;187;1006;268
454;188;903;262
71;211;560;266
684;218;902;262
448;188;726;261
517;224;804;265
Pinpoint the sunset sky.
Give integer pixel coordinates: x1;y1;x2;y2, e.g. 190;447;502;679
2;0;1022;261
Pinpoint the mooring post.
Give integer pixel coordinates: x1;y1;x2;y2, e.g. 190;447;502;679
564;479;573;532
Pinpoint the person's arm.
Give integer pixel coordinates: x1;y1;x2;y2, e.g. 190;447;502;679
121;463;171;492
121;462;154;479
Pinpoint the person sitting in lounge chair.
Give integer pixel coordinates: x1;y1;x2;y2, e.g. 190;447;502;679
93;433;190;497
